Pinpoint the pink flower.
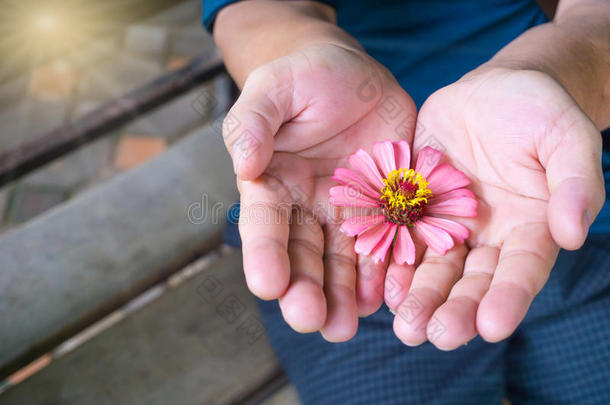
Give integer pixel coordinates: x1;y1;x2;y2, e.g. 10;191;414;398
329;141;477;264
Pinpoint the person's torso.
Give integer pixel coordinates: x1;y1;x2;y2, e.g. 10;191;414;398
332;0;547;106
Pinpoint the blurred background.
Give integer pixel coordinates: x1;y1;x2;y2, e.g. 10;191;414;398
0;0;218;228
0;1;296;404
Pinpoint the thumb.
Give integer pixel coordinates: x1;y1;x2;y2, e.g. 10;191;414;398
545;112;606;250
223;62;294;180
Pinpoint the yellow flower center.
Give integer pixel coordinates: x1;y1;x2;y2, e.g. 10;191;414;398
379;168;432;225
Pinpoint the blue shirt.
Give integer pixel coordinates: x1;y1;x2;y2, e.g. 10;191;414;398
202;0;610;234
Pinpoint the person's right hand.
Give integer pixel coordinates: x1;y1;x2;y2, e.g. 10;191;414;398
224;43;417;341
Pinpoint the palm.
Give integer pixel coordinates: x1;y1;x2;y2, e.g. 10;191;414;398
229;44;417;340
420;69;558;247
391;68;604;349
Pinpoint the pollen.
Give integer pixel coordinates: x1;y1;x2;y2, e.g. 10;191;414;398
380;168;432;225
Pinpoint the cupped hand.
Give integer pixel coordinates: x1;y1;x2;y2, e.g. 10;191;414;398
225;44;417;341
390;67;605;349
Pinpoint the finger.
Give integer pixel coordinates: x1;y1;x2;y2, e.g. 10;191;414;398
384;234;427;312
278;208;327;333
355;254;387;316
321;223;358;342
393;244;467;346
477;223;558;342
238;176;291;300
429;246;499;350
225;62;294;180
384;259;415;312
543;113;605;249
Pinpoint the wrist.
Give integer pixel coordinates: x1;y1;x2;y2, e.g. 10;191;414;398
481;9;610;129
213;0;361;86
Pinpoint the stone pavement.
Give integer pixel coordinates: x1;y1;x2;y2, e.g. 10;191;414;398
0;0;221;232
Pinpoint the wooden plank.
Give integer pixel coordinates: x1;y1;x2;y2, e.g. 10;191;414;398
0;125;238;377
0;251;282;405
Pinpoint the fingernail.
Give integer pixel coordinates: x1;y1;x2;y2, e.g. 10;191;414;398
232;143;240;174
582;210;593;239
582;209;592;235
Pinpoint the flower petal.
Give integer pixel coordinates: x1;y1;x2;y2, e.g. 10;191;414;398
373;141;396;176
421;216;469;244
329;186;380;208
393;140;411;170
426;193;478;217
332;167;381;199
415;146;442;178
371;224;397;263
355;222;392;256
340;215;386;236
393;225;416;265
427;164;471;196
348;149;384;189
430;188;476;203
415;220;455;255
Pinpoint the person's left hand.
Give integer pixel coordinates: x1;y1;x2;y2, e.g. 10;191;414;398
388;67;606;349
